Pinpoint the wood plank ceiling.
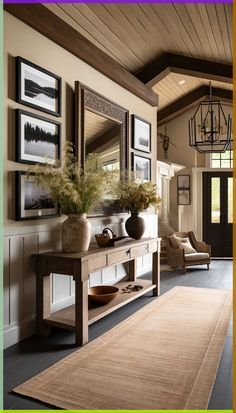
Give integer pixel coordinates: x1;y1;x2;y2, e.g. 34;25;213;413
45;3;232;110
153;73;233;110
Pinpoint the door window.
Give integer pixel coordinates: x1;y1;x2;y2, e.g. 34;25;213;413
211;177;220;223
228;177;233;224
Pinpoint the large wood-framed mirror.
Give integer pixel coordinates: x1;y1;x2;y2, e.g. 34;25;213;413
75;81;129;214
75;81;129;170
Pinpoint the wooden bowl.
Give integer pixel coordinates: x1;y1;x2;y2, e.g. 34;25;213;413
88;285;119;305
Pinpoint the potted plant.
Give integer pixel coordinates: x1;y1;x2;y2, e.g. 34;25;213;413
113;178;161;239
32;143;111;252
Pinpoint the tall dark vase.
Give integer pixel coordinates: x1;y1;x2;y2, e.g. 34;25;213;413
125;212;145;240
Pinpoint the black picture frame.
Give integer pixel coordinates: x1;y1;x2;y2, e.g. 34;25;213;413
132;115;151;153
132;153;151;182
177;175;190;189
16;109;61;165
15;171;60;221
16;56;62;117
177;189;191;205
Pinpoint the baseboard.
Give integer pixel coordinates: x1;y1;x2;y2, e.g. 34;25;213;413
4;296;76;349
51;295;75;312
4;316;36;349
212;257;232;260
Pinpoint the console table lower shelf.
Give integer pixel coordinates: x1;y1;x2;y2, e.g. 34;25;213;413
34;237;161;346
44;279;156;330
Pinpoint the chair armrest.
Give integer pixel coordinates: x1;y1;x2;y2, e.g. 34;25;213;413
167;242;185;267
189;232;211;255
196;241;211;254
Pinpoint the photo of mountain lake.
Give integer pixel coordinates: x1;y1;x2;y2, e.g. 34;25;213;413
19;111;60;164
17;58;61;115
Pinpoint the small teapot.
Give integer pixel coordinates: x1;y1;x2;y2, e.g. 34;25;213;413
95;227;116;247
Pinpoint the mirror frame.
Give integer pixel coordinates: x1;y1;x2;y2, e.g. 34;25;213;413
75;81;129;171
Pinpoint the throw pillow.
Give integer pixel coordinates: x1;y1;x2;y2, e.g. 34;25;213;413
175;237;196;254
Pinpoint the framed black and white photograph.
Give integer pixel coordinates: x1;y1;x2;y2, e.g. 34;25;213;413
178;189;190;205
132;154;151;182
177;175;190;189
16;172;59;221
132;115;151;153
16;57;61;117
16;109;61;165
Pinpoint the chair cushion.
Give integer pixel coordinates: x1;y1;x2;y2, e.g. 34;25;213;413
185;252;209;262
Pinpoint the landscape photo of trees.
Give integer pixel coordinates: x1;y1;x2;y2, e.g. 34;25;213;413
23;114;58;162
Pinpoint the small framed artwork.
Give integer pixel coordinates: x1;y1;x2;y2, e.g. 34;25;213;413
16;109;61;165
177;175;190;189
16;57;61;117
16;172;60;221
132;154;151;182
132;115;151;153
178;189;190;205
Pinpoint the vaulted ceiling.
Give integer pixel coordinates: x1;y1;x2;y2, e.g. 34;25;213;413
45;3;232;71
45;3;233;121
5;3;233;123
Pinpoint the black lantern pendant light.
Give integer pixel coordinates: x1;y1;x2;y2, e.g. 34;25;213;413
189;82;232;153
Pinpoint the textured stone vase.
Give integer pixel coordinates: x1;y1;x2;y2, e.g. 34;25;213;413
62;214;91;253
125;212;145;240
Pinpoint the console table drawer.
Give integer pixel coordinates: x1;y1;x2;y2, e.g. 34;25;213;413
88;255;107;272
131;244;148;258
148;242;158;253
107;249;131;265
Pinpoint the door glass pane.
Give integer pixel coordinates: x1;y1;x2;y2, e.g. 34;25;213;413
211;177;220;223
228;177;233;223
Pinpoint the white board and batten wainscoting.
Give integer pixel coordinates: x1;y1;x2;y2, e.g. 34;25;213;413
3;214;157;348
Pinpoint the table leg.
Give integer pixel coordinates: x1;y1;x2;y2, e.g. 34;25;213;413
152;250;160;296
75;277;88;346
36;273;51;337
129;259;137;281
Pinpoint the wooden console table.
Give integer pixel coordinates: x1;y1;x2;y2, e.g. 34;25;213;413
34;237;161;346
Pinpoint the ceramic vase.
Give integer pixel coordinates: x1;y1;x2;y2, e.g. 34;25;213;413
125;212;145;240
62;214;91;253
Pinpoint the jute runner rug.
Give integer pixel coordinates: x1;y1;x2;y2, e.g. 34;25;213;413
14;286;231;410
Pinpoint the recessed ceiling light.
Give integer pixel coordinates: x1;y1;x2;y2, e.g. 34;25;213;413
178;80;186;85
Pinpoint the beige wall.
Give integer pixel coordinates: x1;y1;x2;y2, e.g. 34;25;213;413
4;11;158;232
4;12;158;347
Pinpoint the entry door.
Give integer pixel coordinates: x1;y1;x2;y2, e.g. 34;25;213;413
203;172;232;257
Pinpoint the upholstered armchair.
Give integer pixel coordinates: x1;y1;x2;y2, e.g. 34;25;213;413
167;231;211;273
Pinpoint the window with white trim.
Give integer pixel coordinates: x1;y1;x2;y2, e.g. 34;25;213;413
210;149;233;168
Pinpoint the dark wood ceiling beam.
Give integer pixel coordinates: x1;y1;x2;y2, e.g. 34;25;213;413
4;4;159;107
136;53;232;87
157;86;232;126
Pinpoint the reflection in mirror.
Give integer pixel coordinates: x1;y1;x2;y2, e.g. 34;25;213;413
75;81;129;215
85;110;121;172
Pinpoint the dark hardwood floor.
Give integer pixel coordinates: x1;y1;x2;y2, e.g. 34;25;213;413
4;260;232;410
